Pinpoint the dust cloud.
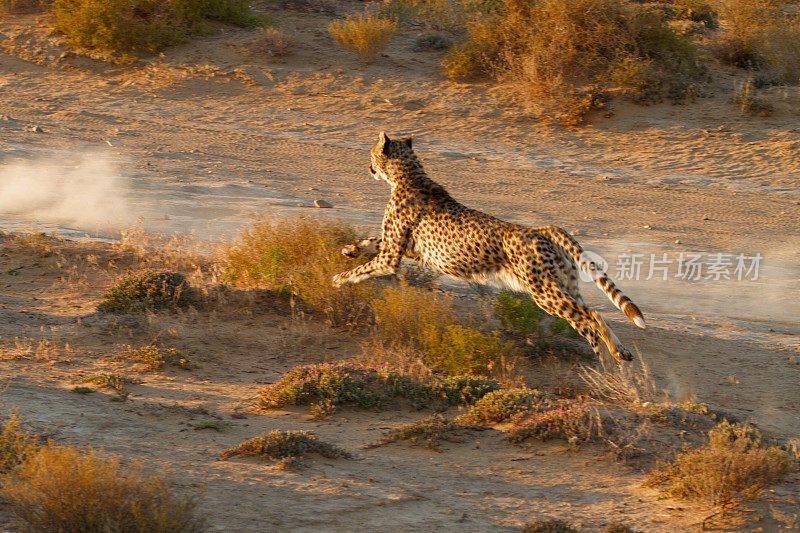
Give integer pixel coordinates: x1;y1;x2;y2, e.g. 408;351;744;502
0;154;133;231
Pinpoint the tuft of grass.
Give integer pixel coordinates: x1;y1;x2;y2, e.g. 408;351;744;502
645;420;790;508
259;362;499;416
221;430;351;460
456;387;555;425
123;344;192;371
522;519;579;533
507;403;595;443
730;78;774;116
328;13;398;61
72;386;96;394
82;373;142;391
2;444;204;532
222;216;372;327
365;414;468;450
98;270;190;313
0;412;41;473
412;33;451;51
52;0;261;55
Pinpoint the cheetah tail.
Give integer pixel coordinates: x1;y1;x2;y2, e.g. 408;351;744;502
536;225;646;329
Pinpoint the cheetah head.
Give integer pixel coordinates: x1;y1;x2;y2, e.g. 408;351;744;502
369;131;415;187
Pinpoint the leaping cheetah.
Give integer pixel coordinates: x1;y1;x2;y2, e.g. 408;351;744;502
333;132;645;362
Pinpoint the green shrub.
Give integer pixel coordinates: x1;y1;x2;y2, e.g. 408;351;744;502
98;270;190;313
2;445;204;532
435;374;503;405
222;216;372;326
413;33;452;51
427;325;515;376
52;0;260;54
0;412;40;473
221;430;351;460
646;420;790;508
259;362;499;416
377;0;485;31
456;387;555;424
493;291;542;335
507;403;594;443
328;13;398;61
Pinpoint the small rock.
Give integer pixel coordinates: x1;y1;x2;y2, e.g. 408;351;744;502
0;115;12;121
309;187;319;191
701;216;710;220
314;199;333;208
30;125;44;133
643;225;652;229
675;239;682;244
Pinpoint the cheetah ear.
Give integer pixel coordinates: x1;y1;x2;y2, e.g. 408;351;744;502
403;136;413;149
379;131;391;155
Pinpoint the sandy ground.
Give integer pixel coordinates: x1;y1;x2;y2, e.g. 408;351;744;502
0;6;799;531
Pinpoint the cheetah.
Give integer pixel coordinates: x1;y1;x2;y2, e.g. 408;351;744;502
333;132;646;362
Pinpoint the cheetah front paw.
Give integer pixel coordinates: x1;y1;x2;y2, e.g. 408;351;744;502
341;244;359;258
332;272;350;288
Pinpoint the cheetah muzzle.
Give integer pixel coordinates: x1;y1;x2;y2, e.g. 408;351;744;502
332;131;645;362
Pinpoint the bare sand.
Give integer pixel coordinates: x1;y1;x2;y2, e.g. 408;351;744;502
0;8;799;532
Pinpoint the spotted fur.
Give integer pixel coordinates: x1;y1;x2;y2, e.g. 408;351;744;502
333;132;645;362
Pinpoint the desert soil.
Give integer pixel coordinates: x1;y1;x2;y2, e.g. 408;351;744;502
0;6;799;532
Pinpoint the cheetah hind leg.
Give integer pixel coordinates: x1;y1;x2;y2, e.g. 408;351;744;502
526;282;633;363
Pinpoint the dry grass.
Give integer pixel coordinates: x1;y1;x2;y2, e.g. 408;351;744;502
714;0;800;82
730;78;775;115
646;420;790;508
328;13;398;61
0;412;41;473
373;283;455;350
2;444;204;532
0;0;43;13
578;352;658;406
221;216;372;327
444;0;704;123
121;344;193;371
249;26;294;57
